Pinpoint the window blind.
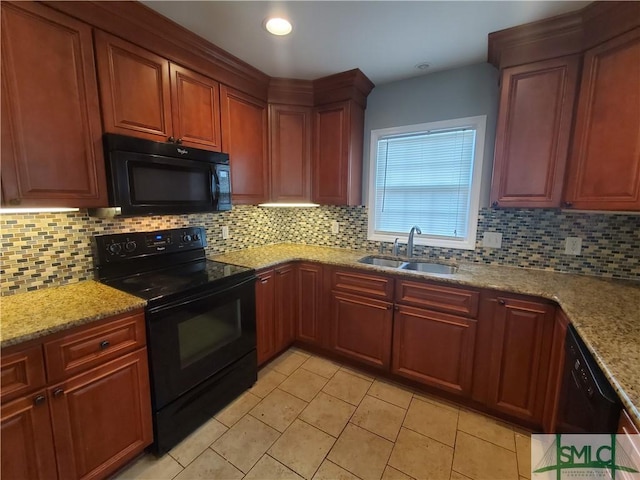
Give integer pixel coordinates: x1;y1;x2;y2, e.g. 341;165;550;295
374;128;476;240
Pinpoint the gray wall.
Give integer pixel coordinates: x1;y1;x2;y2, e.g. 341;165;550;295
362;62;500;207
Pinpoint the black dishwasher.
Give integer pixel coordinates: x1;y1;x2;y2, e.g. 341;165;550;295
556;324;621;433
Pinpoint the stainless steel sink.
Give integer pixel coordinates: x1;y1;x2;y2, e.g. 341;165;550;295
357;256;407;268
400;262;458;274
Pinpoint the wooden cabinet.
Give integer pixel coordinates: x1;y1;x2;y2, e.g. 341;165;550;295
255;264;296;366
490;56;580;208
617;410;640;480
0;309;152;480
392;279;479;396
0;1;107;208
95;31;222;152
329;269;393;369
486;296;555;424
542;309;570;432
269;104;312;202
312;101;365;205
221;86;269;204
564;28;640;211
296;263;325;346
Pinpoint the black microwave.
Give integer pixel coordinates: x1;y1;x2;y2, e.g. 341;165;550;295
89;134;232;218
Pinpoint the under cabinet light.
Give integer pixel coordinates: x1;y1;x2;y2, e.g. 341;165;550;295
0;207;80;214
258;203;320;208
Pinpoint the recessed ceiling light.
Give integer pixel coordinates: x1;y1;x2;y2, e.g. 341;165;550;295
265;17;293;36
415;62;431;71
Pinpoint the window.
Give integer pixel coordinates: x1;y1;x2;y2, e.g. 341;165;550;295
367;116;486;250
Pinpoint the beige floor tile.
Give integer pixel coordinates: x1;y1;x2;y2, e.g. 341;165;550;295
323;370;373;405
382;465;414;480
339;365;376;382
279;367;329;401
173;449;243;480
250;388;308;432
114;453;183;480
457;409;515;451
244;454;304;480
403;397;458;447
211;414;280;473
327;423;394;480
301;356;341;378
214;391;261;427
367;379;413;409
388;428;454;480
249;368;288;398
270;350;308;375
450;471;473;480
169;417;228;467
269;419;336;479
515;433;531;478
452;431;519;480
351;395;406;442
288;347;312;358
412;392;460;413
313;460;362;480
299;391;356;437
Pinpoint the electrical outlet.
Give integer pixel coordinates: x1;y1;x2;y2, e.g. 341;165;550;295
221;225;229;240
565;237;582;255
482;232;502;248
331;221;339;234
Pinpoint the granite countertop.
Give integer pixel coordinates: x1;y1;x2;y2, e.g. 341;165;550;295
212;243;640;427
0;281;146;348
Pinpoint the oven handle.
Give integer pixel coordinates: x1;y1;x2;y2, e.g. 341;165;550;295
147;275;257;316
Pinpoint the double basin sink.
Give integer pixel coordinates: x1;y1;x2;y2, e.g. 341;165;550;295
358;255;459;274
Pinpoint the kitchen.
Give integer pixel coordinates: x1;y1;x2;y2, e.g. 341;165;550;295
1;1;639;480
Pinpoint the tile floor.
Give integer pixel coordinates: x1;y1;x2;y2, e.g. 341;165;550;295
115;348;532;480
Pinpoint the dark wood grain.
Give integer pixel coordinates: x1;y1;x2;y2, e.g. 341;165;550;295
255;269;276;366
296;263;325;347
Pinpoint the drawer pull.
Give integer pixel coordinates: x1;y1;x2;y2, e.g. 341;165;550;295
33;395;46;406
53;388;64;398
99;340;110;349
498;299;506;305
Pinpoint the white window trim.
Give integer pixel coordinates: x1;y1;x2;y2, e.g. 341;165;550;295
367;115;486;251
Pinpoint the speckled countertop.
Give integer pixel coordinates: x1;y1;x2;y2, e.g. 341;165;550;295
0;281;146;348
212;243;640;427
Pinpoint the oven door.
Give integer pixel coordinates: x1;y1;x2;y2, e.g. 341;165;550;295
146;275;256;409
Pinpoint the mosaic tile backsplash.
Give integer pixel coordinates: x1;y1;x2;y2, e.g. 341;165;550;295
1;206;638;295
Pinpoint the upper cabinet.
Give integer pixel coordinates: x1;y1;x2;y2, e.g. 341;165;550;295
489;2;640;211
94;31;222;151
490;56;580;208
0;1;107;208
220;86;269;204
564;28;640;211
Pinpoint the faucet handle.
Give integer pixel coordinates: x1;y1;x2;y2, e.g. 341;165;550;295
392;238;400;256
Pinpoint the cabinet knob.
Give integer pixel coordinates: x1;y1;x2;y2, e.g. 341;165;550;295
99;340;110;349
260;278;269;284
33;395;46;406
491;201;499;208
394;305;399;311
168;136;176;143
498;299;506;305
176;138;183;145
53;388;64;398
563;201;573;208
8;198;21;206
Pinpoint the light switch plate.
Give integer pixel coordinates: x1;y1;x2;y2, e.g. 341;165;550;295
565;237;582;255
331;221;339;234
482;232;502;248
221;225;229;240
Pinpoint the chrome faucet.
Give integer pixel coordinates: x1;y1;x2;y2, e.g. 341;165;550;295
407;226;422;258
392;238;400;256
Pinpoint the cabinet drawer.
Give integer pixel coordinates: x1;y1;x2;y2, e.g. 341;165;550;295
395;280;479;318
1;345;47;404
332;269;394;300
45;311;146;382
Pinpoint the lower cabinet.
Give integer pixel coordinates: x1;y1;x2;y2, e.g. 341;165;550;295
296;263;325;347
0;309;152;480
392;305;477;396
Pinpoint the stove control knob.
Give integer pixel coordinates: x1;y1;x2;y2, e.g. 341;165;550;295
124;241;137;253
182;234;192;243
192;233;200;241
108;243;122;255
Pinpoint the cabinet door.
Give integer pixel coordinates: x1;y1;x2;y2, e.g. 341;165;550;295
565;28;640;211
0;2;107;208
170;63;222;151
487;297;555;424
542;309;569;433
392;305;477;396
274;264;296;352
330;291;393;369
94;30;172;143
297;263;325;346
270;104;312;202
220;86;269;204
49;350;152;480
490;56;580;208
312;101;364;205
1;390;57;480
256;269;276;366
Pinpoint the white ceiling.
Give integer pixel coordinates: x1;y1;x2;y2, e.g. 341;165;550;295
142;1;589;85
